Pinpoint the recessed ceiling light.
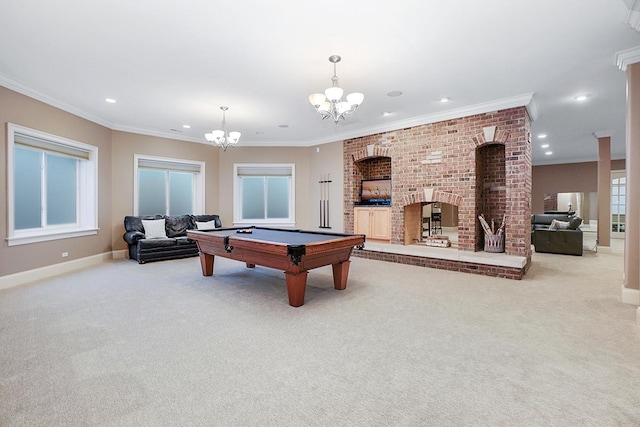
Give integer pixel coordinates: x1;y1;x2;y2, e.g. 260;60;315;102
182;124;191;129
382;111;392;116
575;94;589;102
387;90;403;97
545;151;553;155
105;98;116;104
440;97;450;102
541;144;549;148
538;133;547;139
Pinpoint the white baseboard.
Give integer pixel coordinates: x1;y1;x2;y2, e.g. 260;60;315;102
112;249;128;260
621;285;640;305
0;251;122;291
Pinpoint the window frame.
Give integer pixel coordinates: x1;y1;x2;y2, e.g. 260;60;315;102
611;170;626;236
6;123;99;246
133;154;205;216
233;163;295;227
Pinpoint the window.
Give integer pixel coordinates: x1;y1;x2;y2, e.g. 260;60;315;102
134;155;205;216
611;171;626;234
233;164;295;226
7;123;98;246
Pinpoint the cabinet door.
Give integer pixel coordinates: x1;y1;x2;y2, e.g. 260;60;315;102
370;208;391;240
354;208;371;236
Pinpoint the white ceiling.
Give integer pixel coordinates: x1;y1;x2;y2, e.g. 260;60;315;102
1;0;639;165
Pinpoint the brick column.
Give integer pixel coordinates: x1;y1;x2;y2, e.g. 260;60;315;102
595;134;611;247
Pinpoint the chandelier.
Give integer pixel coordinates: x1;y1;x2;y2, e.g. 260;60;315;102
308;55;364;123
205;106;241;151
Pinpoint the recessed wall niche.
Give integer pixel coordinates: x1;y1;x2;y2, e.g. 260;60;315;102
353;156;392;203
475;143;506;251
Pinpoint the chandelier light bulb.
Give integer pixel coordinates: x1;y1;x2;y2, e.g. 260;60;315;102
309;93;327;107
325;86;344;102
309;55;364;123
347;92;364;106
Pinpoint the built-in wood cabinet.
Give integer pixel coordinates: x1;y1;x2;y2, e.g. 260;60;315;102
354;206;391;241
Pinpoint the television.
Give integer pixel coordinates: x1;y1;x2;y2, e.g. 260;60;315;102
360;178;392;205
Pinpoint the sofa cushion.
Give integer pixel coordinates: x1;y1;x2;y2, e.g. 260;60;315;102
569;216;583;230
175;236;194;246
124;214;163;233
195;219;219;231
138;237;176;249
191;215;222;229
142;219;167;239
165;214;192;237
531;213;572;226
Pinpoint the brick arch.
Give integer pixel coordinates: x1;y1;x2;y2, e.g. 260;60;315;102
400;188;463;208
352;144;392;162
472;129;510;148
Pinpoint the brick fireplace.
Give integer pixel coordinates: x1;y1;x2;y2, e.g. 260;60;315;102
343;107;532;278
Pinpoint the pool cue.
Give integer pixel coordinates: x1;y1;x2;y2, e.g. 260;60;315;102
320;174;325;227
322;176;327;228
326;173;330;227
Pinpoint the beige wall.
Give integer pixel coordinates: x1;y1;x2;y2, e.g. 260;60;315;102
110;131;220;251
216;146;312;229
531;160;625;214
308;141;344;232
0;87;113;276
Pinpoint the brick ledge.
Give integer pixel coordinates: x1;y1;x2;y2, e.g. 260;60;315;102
352;245;527;280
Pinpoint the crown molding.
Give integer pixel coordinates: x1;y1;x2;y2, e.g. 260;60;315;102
306;93;537;146
616;46;640;71
0;72;115;129
0;71;214;145
110;123;206;144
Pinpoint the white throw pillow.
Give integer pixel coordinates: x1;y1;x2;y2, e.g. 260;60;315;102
195;220;219;231
549;219;570;230
142;219;167;238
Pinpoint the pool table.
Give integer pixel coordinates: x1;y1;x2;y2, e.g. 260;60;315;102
187;227;366;307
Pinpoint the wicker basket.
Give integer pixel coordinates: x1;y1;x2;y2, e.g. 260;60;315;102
484;234;504;253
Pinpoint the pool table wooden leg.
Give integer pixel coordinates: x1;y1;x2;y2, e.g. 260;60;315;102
199;252;214;276
284;271;308;307
332;260;351;290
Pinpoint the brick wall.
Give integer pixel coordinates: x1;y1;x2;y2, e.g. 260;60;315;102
353;249;526;280
544;193;558;212
344;107;532;260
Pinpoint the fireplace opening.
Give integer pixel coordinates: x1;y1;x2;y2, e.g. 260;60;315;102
404;202;458;248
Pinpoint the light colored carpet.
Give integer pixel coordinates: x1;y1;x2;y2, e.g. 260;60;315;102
1;241;639;426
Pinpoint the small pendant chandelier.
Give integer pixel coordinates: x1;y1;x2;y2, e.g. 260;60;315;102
205;106;241;151
308;55;364;123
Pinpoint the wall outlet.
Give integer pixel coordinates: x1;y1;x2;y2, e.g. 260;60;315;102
62;252;69;257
